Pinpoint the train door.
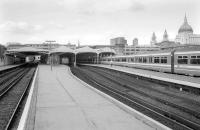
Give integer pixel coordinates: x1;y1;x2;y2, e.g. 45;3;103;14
171;50;175;74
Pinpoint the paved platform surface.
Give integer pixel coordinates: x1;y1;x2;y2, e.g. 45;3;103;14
0;64;20;71
34;65;159;130
85;64;200;88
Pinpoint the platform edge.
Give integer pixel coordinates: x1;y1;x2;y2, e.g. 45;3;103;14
68;67;171;130
85;64;200;89
17;66;39;130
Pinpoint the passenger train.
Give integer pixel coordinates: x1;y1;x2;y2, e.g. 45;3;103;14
61;57;69;64
101;47;200;76
25;55;41;63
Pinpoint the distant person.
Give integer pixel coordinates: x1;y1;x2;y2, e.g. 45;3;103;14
110;60;113;67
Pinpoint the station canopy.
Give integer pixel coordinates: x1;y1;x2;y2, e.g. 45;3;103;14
50;46;75;55
6;46;49;56
75;46;97;54
97;47;116;54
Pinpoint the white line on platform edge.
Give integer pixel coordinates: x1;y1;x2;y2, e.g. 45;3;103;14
68;67;171;130
17;67;38;130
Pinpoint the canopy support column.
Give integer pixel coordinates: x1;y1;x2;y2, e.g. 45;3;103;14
74;53;76;67
97;53;99;64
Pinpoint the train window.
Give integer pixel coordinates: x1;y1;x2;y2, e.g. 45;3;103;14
191;56;196;58
190;55;200;64
131;58;134;62
122;58;126;62
178;56;182;58
178;55;188;64
154;57;160;63
139;57;142;63
143;57;147;63
161;57;167;63
183;56;188;59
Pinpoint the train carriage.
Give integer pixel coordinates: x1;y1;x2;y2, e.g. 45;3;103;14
174;49;200;69
101;47;200;76
25;55;41;63
61;57;69;64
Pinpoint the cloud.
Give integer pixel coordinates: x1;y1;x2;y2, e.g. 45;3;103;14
0;0;199;45
130;2;145;12
48;21;65;29
57;0;145;15
0;21;44;34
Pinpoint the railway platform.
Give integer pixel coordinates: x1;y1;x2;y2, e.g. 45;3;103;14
19;65;170;130
85;64;200;89
0;64;21;71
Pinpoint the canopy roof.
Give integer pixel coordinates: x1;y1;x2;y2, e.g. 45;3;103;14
50;46;74;54
6;46;116;56
75;46;97;54
7;46;48;53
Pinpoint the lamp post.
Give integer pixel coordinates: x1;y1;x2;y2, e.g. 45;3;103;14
46;40;56;71
14;54;16;64
3;53;6;66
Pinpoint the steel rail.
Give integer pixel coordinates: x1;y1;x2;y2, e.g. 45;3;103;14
88;66;200;118
5;67;36;130
0;68;29;97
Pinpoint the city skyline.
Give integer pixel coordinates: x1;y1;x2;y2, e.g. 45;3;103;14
0;0;200;45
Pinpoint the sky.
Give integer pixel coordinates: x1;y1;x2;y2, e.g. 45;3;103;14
0;0;200;46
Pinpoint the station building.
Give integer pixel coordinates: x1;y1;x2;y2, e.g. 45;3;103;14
110;37;128;55
124;45;160;55
155;15;200;50
175;15;200;45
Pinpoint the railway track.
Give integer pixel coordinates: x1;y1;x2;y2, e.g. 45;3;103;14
87;67;200;119
0;63;37;130
71;66;200;130
0;64;26;77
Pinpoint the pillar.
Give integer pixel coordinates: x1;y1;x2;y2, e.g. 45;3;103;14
74;53;76;67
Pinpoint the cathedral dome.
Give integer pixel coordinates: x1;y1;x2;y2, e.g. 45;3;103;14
178;15;193;34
